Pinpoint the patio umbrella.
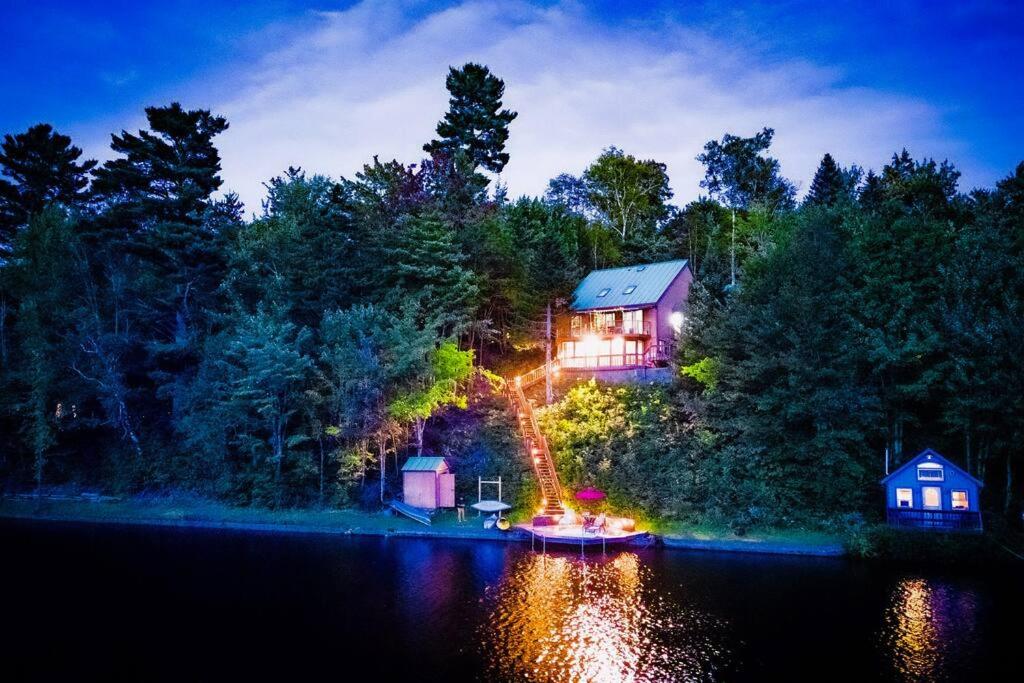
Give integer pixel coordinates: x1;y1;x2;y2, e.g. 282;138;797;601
575;487;606;503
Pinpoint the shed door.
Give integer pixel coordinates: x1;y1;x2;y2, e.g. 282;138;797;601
439;473;455;508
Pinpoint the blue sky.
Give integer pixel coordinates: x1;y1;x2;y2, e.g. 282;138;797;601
2;0;1021;211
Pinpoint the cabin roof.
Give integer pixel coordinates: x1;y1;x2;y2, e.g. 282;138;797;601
402;456;448;473
571;259;689;311
879;448;984;486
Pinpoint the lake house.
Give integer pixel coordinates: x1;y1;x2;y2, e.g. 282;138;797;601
881;448;983;531
557;259;692;372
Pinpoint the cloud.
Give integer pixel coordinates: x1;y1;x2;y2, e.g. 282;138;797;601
208;0;960;213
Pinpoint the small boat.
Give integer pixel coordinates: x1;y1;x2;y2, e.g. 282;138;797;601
389;500;432;525
471;500;511;513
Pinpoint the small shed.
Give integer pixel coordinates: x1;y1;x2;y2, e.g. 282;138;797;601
402;456;455;510
881;448;983;531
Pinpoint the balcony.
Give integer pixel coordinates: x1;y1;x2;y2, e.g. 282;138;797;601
569;320;651;339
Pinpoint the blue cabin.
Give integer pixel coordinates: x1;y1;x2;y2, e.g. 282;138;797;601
881;448;983;531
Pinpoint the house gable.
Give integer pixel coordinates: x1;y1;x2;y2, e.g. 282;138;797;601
880;448;983;487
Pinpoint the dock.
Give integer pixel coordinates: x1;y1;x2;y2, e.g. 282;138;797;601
514;523;651;551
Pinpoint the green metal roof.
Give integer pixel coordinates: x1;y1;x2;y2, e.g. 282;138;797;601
401;456;447;472
571;259;689;311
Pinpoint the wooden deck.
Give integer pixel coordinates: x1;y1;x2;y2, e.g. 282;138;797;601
514;523;651;548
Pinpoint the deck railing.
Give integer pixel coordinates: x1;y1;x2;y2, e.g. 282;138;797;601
569;321;652;338
886;508;983;532
559;353;647;369
558;342;674;371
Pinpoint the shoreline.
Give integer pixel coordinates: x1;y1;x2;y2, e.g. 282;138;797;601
0;497;848;557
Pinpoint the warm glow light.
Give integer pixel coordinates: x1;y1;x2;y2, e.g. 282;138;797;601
533;456;541;465
580;333;601;358
479;552;726;681
670;311;685;333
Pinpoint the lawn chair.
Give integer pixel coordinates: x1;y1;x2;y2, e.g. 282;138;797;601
583;513;606;535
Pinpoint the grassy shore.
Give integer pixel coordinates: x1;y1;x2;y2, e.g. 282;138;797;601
0;494;850;556
0;494;515;540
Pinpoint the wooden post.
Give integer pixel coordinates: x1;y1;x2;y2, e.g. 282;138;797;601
545;301;553;405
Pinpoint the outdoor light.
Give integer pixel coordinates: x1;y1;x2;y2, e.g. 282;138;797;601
581;333;601;358
670;311;685;334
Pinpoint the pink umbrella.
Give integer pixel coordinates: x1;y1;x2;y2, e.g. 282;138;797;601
575;487;607;502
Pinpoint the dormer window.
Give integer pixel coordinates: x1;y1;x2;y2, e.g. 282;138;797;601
623;285;637;295
917;463;944;481
597;288;611;298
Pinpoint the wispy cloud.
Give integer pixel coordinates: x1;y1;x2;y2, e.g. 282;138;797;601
204;0;961;212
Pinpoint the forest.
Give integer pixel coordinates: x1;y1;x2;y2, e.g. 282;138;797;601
1;62;1021;528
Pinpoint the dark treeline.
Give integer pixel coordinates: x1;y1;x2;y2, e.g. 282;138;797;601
1;63;1021;526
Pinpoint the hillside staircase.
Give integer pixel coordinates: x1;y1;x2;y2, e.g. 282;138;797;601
508;364;564;517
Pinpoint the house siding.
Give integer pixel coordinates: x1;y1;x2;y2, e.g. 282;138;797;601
654;265;693;348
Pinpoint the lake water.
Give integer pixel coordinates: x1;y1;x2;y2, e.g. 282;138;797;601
1;520;1019;681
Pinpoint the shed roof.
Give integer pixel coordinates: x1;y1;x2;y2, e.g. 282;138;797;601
402;456;448;473
571;259;689;311
880;448;983;486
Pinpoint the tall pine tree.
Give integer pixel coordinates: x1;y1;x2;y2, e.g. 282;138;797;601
423;63;518;175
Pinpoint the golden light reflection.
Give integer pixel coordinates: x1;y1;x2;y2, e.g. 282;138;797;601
879;577;979;682
480;552;729;682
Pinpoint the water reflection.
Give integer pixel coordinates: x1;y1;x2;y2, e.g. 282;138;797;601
880;577;980;682
480;551;730;682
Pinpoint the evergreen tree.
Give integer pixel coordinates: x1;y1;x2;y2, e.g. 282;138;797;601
90;103;232;452
805;154;863;208
221;308;313;504
423;63;518;175
859;169;884;211
850;152;961;461
688;208;878;523
0;124;96;254
227;168;354;324
6;208;83;489
379;211;479;337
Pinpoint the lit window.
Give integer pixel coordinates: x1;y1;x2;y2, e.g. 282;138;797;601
896;488;913;508
922;487;941;509
623;285;637;295
597;288;611;298
623;309;643;333
951;490;969;510
917;464;944;481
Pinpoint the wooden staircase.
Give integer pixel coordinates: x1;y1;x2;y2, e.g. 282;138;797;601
509;365;564;517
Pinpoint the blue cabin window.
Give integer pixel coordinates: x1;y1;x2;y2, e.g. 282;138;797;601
597;288;611;298
952;490;969;510
623;285;637;295
896;488;913;508
917;464;944;481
